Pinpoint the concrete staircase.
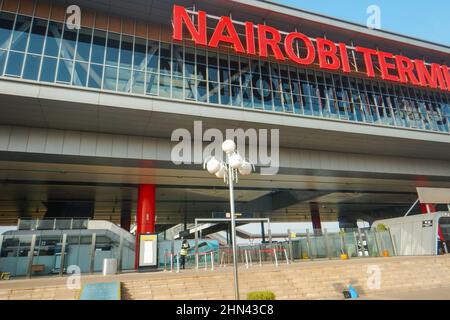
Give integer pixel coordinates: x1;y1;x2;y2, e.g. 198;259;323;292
122;255;450;300
1;255;450;300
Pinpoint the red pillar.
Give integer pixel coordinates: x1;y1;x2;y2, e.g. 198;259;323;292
135;184;156;269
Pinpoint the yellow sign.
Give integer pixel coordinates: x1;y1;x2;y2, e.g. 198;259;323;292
290;232;297;238
141;235;156;241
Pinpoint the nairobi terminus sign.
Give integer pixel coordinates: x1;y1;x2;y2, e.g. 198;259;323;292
172;5;450;93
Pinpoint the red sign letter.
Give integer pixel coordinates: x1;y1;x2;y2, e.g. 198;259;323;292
257;24;285;61
339;43;351;73
284;32;315;65
356;47;378;78
415;60;447;90
443;65;450;92
209;16;245;53
378;51;399;82
316;38;340;70
245;22;256;55
396;55;419;86
172;5;207;45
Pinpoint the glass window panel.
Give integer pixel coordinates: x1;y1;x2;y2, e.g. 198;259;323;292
5;51;24;76
40;57;57;82
76;28;92;62
207;52;218;82
147;40;159;73
23;54;41;80
117;68;132;92
185;79;196;100
56;59;73;83
120;35;133;68
132;71;145;94
208;82;219;104
0;50;6;75
172;76;184;99
44;22;63;57
105;32;120;66
28;18;47;54
262;90;273;111
72;61;88;87
197;63;206;81
146;72;158;95
273;91;283;112
159;74;171;97
103;66;117;91
88;64;103;89
60;26;77;60
242;86;253;108
184;60;195;79
11;15;31;52
231;85;242;107
197;49;206;65
185;46;195;62
91;30;106;64
0;12;15;49
220;84;231;105
197;80;207;102
160;43;171;75
253;86;264;109
133;38;146;71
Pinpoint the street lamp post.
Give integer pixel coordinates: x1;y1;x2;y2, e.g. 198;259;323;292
203;140;254;300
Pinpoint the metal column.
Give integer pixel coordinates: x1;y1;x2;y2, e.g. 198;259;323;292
26;234;37;279
59;234;67;276
89;233;96;274
117;233;124;273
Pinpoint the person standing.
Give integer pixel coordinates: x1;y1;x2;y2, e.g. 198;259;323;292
180;239;190;270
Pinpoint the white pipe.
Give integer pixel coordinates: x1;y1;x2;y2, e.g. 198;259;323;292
284;248;289;265
273;248;279;268
245;250;249;269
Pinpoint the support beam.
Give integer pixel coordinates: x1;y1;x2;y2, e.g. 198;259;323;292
135;184;156;269
310;202;322;235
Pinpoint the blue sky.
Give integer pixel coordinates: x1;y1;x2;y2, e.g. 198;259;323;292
274;0;450;46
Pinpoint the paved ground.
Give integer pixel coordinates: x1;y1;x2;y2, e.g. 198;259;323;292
361;286;450;300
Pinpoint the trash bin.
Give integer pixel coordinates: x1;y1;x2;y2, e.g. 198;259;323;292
102;259;118;276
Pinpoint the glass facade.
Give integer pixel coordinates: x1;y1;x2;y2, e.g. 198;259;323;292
0;11;449;133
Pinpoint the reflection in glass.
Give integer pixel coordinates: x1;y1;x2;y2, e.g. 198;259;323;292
105;32;120;66
91;30;106;64
88;64;103;89
72;61;88;87
117;68;131;92
103;66;117;91
28;18;47;55
45;22;63;57
5;51;24;76
23;54;41;80
76;28;92;62
57;59;73;83
0;12;15;49
40;57;57;82
11;15;31;52
60;27;77;60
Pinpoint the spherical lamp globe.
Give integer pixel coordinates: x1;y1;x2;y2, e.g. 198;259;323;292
239;161;253;175
222;140;236;154
206;157;221;175
229;153;244;169
215;165;227;179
